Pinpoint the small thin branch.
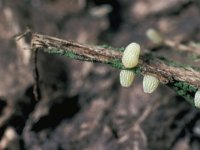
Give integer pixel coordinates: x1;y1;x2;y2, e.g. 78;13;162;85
164;39;200;56
30;32;200;105
32;49;41;101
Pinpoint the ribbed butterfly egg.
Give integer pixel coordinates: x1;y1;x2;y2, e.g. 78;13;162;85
122;43;140;68
120;70;135;87
146;28;163;45
194;90;200;108
143;74;159;93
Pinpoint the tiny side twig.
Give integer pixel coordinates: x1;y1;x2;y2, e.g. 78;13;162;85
164;39;200;56
30;32;200;105
32;48;41;101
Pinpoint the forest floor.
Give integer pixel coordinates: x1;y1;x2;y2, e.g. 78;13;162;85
0;0;200;150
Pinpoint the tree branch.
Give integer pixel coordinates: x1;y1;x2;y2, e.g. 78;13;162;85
31;32;200;106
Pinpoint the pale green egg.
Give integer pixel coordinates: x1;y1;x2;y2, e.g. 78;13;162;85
146;28;163;45
143;74;159;93
122;43;140;68
120;70;135;87
194;90;200;108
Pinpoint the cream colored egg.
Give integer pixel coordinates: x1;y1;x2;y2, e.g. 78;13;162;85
122;43;140;68
143;74;159;93
120;70;135;87
194;90;200;108
146;28;163;45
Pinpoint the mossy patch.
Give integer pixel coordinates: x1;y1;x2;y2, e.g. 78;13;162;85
44;47;83;60
188;53;200;61
168;81;197;106
110;59;124;69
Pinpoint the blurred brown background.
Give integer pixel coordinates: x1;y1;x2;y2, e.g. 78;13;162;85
1;0;200;150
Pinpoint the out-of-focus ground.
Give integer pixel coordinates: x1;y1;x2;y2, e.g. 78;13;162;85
0;0;200;150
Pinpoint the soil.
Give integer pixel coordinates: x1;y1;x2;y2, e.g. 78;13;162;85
0;0;200;150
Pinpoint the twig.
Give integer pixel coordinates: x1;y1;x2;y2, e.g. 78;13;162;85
32;49;41;101
30;32;200;105
15;29;41;101
164;39;200;56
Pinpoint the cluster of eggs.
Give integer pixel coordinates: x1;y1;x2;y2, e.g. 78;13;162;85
120;42;159;94
119;29;200;109
146;28;200;108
